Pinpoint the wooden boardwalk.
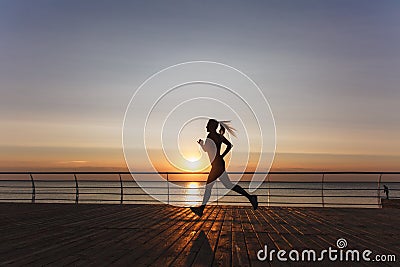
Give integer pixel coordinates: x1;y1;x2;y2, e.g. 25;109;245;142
0;203;399;266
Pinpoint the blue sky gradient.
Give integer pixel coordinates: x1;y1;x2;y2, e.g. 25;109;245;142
0;0;399;170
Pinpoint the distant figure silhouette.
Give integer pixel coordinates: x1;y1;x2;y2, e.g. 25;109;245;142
190;119;258;217
383;185;389;199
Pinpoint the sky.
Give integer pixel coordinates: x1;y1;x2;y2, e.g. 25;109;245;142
0;0;399;172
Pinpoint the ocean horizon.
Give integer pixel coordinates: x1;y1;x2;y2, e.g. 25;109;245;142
1;180;398;208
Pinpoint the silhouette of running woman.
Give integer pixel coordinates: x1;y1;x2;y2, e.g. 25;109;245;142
190;119;258;217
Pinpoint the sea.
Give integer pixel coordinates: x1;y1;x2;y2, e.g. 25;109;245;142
1;179;398;208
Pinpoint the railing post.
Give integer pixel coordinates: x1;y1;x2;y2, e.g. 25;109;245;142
30;173;35;203
119;174;123;204
74;174;79;204
167;173;169;205
321;173;325;208
267;174;270;207
216;181;219;206
377;173;382;208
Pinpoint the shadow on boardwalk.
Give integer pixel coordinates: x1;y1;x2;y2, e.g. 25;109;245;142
0;203;399;266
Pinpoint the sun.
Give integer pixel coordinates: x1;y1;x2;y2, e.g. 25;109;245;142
187;156;200;162
183;155;203;171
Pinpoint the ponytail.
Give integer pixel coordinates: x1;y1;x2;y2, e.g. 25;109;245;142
218;120;237;137
219;125;225;135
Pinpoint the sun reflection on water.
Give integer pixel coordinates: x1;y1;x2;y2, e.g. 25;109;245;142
185;182;202;206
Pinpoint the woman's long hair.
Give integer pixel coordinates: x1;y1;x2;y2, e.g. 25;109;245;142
218;120;237;137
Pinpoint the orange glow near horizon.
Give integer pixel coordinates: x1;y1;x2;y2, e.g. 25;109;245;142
0;146;400;173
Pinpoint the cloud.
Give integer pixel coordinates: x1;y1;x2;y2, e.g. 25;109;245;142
58;160;88;164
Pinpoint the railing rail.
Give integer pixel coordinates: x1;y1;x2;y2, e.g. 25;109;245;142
0;171;399;207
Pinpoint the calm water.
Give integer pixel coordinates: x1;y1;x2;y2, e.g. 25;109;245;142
1;180;399;208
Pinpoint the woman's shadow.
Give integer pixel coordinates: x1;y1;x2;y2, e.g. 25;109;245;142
184;230;214;266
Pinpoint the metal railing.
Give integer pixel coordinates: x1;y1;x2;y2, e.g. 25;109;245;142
0;172;399;207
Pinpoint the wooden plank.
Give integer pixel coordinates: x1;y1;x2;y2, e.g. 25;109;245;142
132;206;216;266
213;207;232;266
0;204;399;266
238;208;268;267
1;205;158;265
89;206;193;265
36;205;182;265
169;206;223;267
231;208;250;267
191;206;225;266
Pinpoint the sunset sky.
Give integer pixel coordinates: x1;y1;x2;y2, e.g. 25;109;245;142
0;0;399;172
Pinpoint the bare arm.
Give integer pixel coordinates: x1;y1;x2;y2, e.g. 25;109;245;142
197;139;206;151
220;136;232;158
